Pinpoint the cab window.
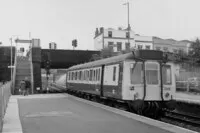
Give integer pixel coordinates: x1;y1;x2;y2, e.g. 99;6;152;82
162;65;172;85
146;63;159;84
130;62;143;84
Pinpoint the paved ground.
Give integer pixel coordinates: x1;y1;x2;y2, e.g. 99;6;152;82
17;94;171;133
3;94;197;133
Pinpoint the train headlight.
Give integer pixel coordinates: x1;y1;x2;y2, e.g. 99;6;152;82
134;92;139;100
130;86;134;91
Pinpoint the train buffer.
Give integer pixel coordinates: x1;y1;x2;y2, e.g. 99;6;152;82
2;94;198;133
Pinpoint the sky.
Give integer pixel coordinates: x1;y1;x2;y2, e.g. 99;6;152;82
0;0;200;50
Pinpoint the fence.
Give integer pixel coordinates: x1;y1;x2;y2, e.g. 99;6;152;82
0;82;11;132
175;63;200;93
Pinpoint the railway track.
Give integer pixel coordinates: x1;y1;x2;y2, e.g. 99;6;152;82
162;110;200;131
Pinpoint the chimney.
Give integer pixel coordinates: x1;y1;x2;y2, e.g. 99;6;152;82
118;27;122;30
95;28;99;37
100;27;104;33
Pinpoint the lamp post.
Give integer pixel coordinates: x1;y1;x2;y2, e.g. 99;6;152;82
10;35;19;94
123;2;131;47
9;38;13;94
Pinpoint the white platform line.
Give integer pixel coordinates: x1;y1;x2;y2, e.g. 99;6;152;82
2;97;22;133
69;95;198;133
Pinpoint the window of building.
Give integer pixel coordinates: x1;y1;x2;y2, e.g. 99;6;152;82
138;45;143;49
117;42;122;51
125;43;130;50
108;42;114;51
155;46;161;51
113;66;116;81
108;41;114;47
108;31;112;37
145;45;150;50
146;63;159;84
130;63;143;84
126;32;130;38
163;47;168;52
178;49;184;55
173;49;178;53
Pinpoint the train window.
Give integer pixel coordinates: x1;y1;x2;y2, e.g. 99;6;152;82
90;70;92;81
77;71;79;80
75;71;78;80
68;72;70;80
81;71;84;80
146;63;159;84
96;69;98;81
93;70;96;81
98;69;101;81
130;63;143;84
162;65;172;85
72;72;74;80
79;71;81;80
87;70;89;81
113;66;116;81
84;70;86;80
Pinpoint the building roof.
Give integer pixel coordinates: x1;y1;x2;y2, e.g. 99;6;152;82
153;36;191;47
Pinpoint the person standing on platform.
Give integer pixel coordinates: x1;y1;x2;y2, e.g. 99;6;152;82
24;77;31;96
20;80;26;95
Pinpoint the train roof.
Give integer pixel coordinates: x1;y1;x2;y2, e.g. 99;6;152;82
67;52;134;71
67;50;164;71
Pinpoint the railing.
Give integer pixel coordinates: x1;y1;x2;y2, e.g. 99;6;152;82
0;82;11;131
176;81;188;92
176;80;200;93
30;48;34;94
12;47;18;95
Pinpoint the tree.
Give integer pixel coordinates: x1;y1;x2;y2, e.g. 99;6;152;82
90;54;102;61
72;39;77;50
100;47;115;58
188;38;200;58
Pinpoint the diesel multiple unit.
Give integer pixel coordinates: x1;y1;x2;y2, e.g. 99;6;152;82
62;50;176;116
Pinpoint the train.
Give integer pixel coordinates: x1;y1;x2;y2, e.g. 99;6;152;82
50;50;176;117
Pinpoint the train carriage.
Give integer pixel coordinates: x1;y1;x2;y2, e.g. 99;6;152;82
65;50;176;116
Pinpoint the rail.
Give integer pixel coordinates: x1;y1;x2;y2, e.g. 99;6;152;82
162;110;200;132
0;82;11;132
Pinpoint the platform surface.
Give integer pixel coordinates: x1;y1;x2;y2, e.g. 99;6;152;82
2;94;197;133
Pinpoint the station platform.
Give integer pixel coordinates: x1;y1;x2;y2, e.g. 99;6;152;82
2;94;197;133
174;92;200;105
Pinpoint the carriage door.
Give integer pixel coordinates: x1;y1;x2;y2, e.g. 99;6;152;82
145;62;161;101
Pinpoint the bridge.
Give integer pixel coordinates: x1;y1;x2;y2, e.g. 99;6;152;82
0;41;100;95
